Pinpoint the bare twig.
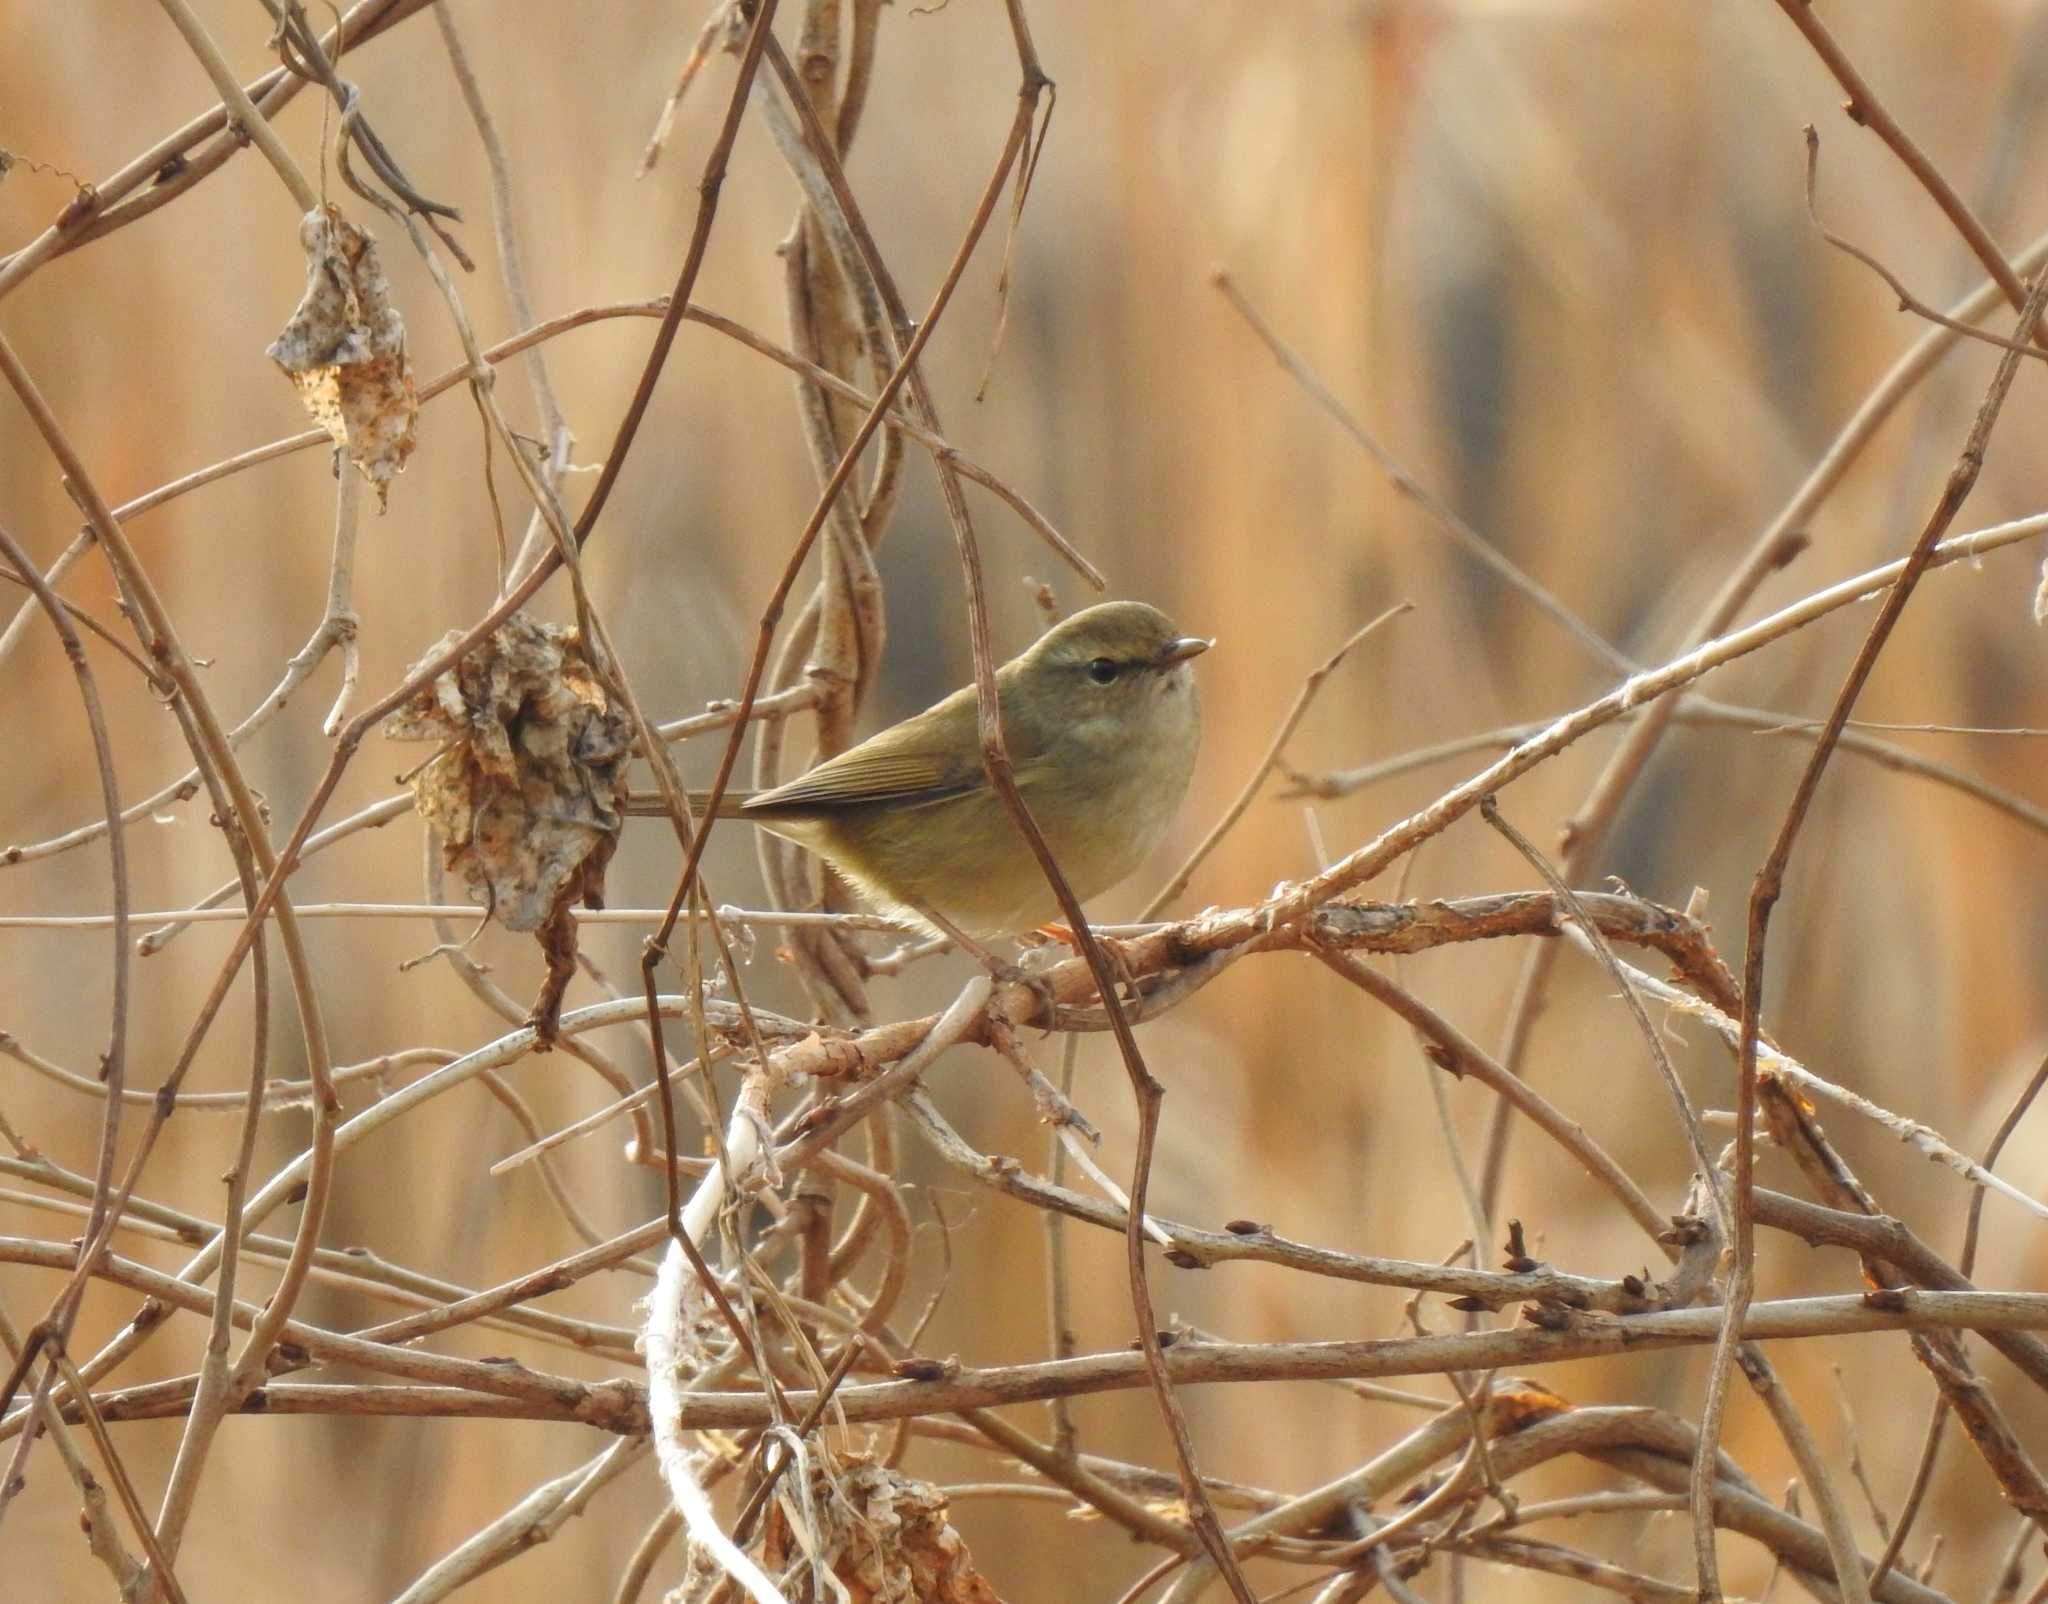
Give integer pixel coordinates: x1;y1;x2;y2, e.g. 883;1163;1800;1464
1142;603;1408;921
1211;268;1628;675
1706;269;2048;1596
1769;0;2035;320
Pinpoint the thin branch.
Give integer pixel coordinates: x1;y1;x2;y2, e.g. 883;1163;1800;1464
1770;0;2034;320
1870;1048;2048;1589
0;0;436;300
1804;127;2046;360
151;0;319;211
1211;267;1629;675
1709;269;2048;1596
1480;797;1727;1233
1141;603;1408;921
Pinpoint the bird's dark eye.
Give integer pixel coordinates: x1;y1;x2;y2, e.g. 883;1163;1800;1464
1087;657;1120;685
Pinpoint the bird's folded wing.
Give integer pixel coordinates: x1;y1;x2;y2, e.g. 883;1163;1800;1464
744;745;983;814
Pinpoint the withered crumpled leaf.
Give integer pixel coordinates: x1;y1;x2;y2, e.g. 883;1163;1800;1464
267;204;418;508
760;1457;1007;1604
385;615;630;1038
1482;1376;1571;1435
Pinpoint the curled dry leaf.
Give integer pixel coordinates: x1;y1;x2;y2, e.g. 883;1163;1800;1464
1484;1376;1572;1435
267;204;418;507
763;1455;1007;1604
384;614;631;1040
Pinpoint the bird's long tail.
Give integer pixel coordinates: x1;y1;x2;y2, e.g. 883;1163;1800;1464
621;790;760;819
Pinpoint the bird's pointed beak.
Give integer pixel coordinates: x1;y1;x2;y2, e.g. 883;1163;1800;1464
1159;636;1212;666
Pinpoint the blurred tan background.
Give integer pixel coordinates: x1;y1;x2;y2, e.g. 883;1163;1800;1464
7;0;2048;1597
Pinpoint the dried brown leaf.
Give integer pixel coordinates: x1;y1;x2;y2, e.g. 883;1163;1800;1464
268;204;418;507
1486;1377;1573;1434
384;615;631;1037
764;1455;1008;1604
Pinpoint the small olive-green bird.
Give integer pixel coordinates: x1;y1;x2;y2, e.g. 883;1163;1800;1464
632;601;1209;939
